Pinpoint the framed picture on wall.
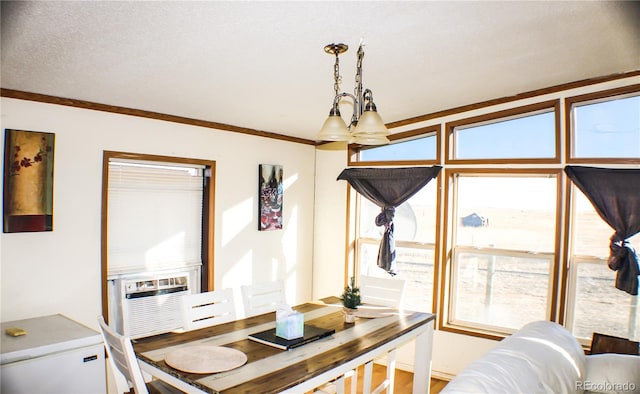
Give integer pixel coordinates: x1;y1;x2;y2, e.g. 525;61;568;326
258;164;283;231
3;129;55;233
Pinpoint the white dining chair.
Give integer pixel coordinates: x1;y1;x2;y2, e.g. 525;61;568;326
240;279;287;317
97;316;182;394
181;288;236;331
360;275;407;394
317;275;408;394
359;274;407;309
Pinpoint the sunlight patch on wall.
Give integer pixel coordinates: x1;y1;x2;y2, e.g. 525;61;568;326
283;206;298;288
282;172;298;191
223;249;253;288
270;258;279;280
283;206;298;267
222;197;253;246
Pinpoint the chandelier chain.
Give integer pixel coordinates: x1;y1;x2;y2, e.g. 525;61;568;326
355;46;363;98
333;52;342;98
353;45;365;124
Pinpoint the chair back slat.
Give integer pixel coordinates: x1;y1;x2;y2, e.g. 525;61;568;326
241;280;286;317
182;288;236;331
359;275;407;308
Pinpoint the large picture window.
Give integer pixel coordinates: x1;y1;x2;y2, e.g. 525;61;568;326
448;173;559;333
350;82;639;342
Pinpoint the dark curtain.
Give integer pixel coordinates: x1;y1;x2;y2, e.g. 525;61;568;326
337;166;442;275
565;166;640;296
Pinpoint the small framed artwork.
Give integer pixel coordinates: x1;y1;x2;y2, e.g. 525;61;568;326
258;164;283;231
3;129;55;233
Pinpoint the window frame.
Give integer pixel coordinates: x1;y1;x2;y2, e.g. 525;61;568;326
445;100;561;165
441;168;564;339
348;81;639;342
448;244;556;335
353;172;442;314
348;125;440;166
565;84;640;164
100;151;216;321
562;179;640;344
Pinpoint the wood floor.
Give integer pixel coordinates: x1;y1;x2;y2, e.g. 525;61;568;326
309;363;448;394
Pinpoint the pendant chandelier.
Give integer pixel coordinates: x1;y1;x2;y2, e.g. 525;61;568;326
316;43;390;145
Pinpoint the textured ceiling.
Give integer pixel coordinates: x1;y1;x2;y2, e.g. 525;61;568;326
2;1;639;143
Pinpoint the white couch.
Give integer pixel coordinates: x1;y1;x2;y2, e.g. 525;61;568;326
442;321;639;394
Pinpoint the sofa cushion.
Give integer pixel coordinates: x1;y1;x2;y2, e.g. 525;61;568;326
442;321;586;393
583;354;640;394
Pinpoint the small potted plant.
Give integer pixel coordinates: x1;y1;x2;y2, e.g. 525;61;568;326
340;277;362;323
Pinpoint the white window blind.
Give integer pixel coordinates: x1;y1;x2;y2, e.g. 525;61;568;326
107;159;204;276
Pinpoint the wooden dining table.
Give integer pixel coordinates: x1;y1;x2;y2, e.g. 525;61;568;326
133;296;436;394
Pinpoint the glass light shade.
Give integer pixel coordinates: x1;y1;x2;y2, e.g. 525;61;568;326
351;109;390;145
317;114;350;141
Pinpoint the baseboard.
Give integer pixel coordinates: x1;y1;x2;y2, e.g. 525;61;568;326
430;370;455;382
393;360;454;382
374;358;456;382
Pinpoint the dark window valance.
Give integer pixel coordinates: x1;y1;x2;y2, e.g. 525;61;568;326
337;166;442;275
565;166;640;296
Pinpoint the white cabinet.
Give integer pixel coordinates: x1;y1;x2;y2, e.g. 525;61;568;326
1;314;106;394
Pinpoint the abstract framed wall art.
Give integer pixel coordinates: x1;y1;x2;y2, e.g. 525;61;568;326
3;129;55;232
258;164;283;231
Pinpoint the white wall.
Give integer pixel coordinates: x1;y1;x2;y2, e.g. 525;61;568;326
312;141;350;300
0;98;316;330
